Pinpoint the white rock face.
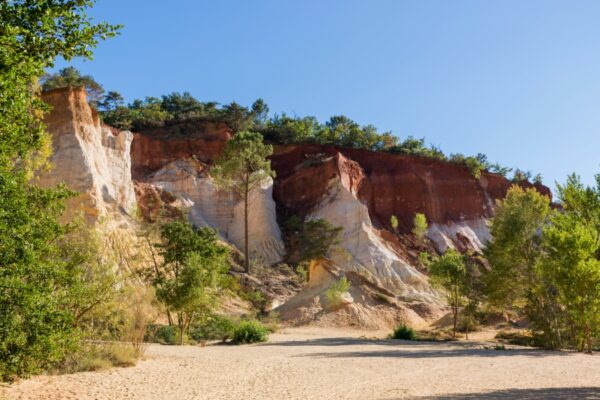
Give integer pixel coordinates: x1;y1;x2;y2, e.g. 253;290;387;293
38;89;136;223
147;158;285;265
308;180;439;302
428;219;491;253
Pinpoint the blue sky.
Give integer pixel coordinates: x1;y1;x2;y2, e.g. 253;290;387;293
58;0;600;191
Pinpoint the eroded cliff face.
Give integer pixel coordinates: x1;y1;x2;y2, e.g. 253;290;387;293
40;88;551;326
132;122;285;265
131;125;551;302
271;145;549;254
40;87;136;223
144;157;285;265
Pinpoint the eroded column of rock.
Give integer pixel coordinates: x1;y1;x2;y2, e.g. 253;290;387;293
39;87;136;224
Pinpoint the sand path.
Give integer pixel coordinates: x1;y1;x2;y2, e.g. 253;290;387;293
3;327;600;400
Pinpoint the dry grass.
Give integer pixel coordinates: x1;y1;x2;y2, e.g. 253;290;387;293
56;343;138;374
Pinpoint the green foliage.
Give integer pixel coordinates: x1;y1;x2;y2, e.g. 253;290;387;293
486;176;600;352
96;87;529;179
412;213;428;241
388;136;445;160
144;324;181;345
299;219;343;263
239;289;268;312
99;91;124;112
149;221;231;345
190;315;237;342
211;131;274;273
0;0;119;381
390;215;399;231
427;249;470;337
512;168;533;182
232;320;269;344
485;186;551;308
325;277;352;308
392;325;417;340
539;174;600;353
41;66;104;105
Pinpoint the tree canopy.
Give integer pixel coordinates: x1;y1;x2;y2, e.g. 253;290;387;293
41;66;105;105
0;0;120;380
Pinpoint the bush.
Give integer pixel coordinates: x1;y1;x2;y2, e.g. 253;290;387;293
56;343;137;374
232;320;269;344
392;325;417;340
325;277;352;308
190;315;236;342
145;324;181;345
239;289;268;312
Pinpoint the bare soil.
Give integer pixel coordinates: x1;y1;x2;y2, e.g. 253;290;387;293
3;327;600;400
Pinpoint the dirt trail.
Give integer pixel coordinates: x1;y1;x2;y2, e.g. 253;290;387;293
3;327;600;400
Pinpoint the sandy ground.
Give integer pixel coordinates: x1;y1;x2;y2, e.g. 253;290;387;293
3;327;600;400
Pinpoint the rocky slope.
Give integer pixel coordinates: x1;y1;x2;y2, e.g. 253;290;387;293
40;88;551;328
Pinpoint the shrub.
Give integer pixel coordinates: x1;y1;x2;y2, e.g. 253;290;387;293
232;320;269;344
190;315;237;342
56;343;136;374
240;289;268;312
145;324;181;345
325;277;352;308
412;213;428;241
392;325;417;340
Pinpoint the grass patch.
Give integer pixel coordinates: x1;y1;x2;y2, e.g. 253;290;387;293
56;343;137;374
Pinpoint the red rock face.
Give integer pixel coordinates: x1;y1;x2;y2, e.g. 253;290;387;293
270;144;551;233
131;130;551;233
130;120;232;179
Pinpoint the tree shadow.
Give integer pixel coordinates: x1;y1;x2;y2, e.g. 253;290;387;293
406;386;600;399
299;346;568;359
265;337;568;358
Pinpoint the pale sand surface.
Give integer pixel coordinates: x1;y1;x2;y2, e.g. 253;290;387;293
3;327;600;400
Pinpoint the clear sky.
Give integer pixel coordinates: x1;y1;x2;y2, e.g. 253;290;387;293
57;0;600;192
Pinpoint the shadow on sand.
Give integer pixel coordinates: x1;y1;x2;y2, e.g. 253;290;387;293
406;386;600;399
263;336;568;359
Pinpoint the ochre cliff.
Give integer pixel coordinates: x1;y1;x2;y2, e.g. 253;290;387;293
39;89;551;327
40;87;136;223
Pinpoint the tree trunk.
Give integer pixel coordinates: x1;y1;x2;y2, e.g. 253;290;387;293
244;178;250;274
452;308;458;338
452;287;459;338
178;313;184;345
585;324;593;354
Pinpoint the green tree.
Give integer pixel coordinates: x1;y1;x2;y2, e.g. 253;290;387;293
485;186;551;308
99;90;124;112
426;249;469;337
211;131;275;273
299;219;343;263
412;213;428;241
539;174;600;353
41;66;105;105
152;221;230;345
0;0;119;380
542;212;600;353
